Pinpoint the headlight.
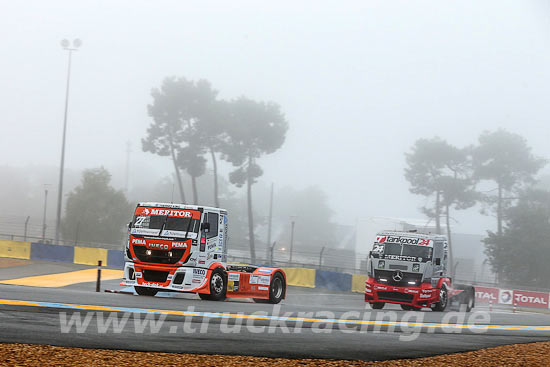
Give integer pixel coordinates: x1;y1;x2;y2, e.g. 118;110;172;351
412;263;420;272
378;260;385;269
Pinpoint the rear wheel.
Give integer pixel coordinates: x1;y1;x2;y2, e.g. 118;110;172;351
431;286;448;312
460;288;475;312
253;272;286;304
370;302;385;310
135;286;158;296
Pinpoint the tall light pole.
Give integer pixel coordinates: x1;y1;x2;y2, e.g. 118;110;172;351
289;215;297;264
55;38;82;245
42;184;50;242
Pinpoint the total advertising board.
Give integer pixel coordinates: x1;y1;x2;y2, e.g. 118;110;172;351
474;286;550;309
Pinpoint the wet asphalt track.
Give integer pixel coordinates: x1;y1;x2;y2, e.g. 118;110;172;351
0;261;549;361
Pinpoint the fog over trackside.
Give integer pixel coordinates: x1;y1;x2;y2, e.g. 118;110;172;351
1;0;550;234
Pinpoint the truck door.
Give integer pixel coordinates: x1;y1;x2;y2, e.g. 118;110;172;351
199;211;219;267
432;241;445;277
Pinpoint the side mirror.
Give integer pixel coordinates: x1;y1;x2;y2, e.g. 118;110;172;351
201;222;210;233
435;258;441;266
368;251;372;258
127;222;132;230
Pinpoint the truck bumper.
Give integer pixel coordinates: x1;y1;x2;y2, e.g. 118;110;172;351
364;277;439;308
121;262;210;293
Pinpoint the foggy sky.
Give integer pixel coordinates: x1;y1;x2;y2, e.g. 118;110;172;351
1;0;550;234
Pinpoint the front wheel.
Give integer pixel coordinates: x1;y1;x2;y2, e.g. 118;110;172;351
401;304;421;311
370;302;385;310
431;286;448;312
208;268;227;301
135;286;158;296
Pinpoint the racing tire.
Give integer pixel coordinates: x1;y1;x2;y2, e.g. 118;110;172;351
134;286;158;296
370;302;385;310
460;288;475;312
268;272;285;304
431;285;448;312
253;272;286;304
208;268;227;301
198;293;211;301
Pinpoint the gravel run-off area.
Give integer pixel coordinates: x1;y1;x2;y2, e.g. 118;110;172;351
2;342;550;366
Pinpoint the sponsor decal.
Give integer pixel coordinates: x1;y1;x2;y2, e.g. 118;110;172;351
475;286;498;304
193;269;206;278
383;254;420;262
249;275;259;284
192;279;201;283
228;273;240;281
258;275;270;285
172;285;183;289
134;272;142;278
513;290;549;308
258;286;269;291
171;242;187;248
499;289;514;305
257;268;273;274
135;207;200;219
419;293;431;299
141;282;162;287
376;235;433;246
198;260;205;265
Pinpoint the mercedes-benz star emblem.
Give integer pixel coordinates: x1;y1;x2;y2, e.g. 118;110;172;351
392;270;403;282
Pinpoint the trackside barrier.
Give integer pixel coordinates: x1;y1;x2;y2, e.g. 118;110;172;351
30;243;74;263
107;250;125;268
6;239;550;305
74;246;108;266
282;268;316;288
316;270;352;292
0;240;31;259
352;274;368;293
475;286;550;309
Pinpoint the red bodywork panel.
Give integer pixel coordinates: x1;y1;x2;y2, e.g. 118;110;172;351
365;276;454;308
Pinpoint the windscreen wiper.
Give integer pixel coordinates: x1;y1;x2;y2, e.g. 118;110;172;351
184;215;195;239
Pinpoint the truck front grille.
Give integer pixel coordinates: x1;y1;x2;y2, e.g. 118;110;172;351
133;245;185;265
377;291;414;303
374;270;422;287
142;269;169;283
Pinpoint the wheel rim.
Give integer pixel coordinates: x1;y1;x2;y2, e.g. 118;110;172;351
211;273;223;294
440;288;448;307
272;277;283;299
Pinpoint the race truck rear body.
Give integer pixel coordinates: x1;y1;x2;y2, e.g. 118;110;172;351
365;231;474;311
121;202;286;303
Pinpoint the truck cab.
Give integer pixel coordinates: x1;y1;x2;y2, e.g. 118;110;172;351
121;202;286;303
365;231;474;311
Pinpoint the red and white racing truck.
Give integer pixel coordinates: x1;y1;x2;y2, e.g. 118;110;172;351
121;202;286;303
365;231;475;311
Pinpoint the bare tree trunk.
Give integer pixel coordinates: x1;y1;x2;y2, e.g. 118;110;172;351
497;184;503;236
435;191;441;234
209;146;220;207
168;137;186;203
191;176;198;205
247;156;256;264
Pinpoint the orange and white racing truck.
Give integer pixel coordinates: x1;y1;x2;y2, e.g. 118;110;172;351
121;202;286;303
365;231;475;311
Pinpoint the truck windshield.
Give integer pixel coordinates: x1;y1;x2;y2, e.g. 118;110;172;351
132;215;200;233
